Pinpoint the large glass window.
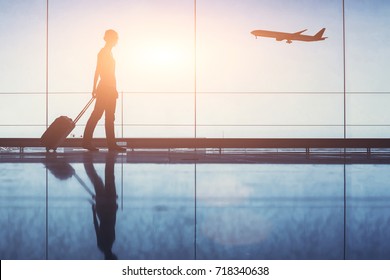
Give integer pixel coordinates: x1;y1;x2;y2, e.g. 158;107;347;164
0;0;389;138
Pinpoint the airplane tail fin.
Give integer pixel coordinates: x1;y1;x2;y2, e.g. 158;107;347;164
314;28;326;39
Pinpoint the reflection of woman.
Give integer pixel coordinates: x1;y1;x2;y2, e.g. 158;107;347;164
84;152;118;260
83;29;125;152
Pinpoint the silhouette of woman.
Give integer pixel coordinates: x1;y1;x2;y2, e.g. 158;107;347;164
83;29;125;152
84;152;118;260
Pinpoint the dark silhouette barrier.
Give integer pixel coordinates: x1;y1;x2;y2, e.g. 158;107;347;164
2;137;390;150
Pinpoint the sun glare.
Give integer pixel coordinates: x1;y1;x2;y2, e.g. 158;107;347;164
141;44;185;67
116;37;193;91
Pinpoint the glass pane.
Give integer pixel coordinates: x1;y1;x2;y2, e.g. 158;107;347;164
0;0;46;137
0;1;46;92
345;0;390;138
196;0;344;138
49;0;195;137
347;94;390;137
122;92;194;137
197;93;344;137
0;94;46;137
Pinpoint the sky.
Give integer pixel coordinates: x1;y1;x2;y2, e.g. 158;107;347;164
0;0;389;138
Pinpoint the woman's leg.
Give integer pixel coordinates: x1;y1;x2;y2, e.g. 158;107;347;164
105;98;125;151
83;98;105;149
104;97;116;147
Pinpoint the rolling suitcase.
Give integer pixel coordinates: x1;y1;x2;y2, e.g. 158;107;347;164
41;97;95;151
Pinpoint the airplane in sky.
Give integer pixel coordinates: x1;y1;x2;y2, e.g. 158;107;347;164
251;28;327;44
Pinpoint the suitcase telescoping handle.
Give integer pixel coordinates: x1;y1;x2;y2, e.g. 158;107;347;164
73;97;95;124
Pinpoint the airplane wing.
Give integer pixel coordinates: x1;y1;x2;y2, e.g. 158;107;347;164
293;29;307;35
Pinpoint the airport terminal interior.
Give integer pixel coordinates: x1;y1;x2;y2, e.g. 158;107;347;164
1;0;390;260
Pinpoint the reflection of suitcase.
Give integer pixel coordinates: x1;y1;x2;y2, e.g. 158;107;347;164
41;97;95;151
44;158;95;197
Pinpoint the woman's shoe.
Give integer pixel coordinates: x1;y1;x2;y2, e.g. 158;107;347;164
108;145;126;152
82;142;99;151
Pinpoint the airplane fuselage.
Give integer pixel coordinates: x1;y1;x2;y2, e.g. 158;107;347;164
251;28;327;44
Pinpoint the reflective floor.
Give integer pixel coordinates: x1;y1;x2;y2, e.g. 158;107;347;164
1;148;390;260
